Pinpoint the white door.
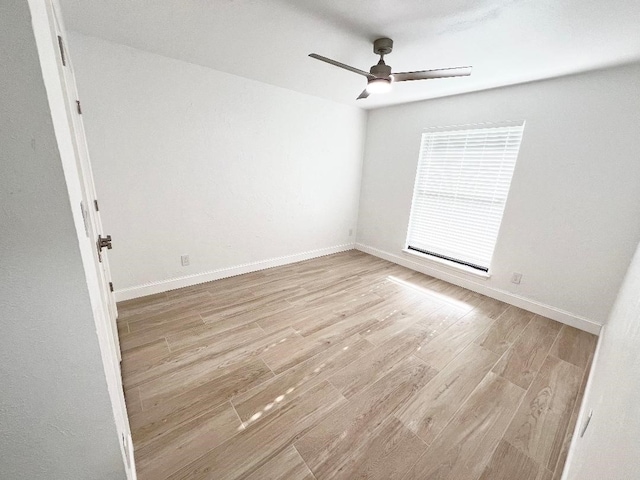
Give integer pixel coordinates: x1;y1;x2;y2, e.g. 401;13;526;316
43;1;135;477
48;4;121;362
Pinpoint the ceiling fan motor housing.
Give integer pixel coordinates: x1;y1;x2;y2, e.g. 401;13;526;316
370;62;392;78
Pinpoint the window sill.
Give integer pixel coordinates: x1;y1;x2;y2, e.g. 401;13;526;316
401;248;492;279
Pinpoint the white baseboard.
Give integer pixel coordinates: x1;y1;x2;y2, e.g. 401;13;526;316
114;243;355;301
116;241;603;335
356;243;602;335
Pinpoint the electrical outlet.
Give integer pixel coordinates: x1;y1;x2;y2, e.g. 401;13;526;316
511;272;523;284
181;254;190;266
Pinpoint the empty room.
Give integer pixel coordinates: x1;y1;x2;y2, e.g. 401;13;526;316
3;1;640;479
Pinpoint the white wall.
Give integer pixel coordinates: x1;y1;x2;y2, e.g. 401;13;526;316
67;32;367;299
563;240;640;479
0;2;125;478
357;64;640;330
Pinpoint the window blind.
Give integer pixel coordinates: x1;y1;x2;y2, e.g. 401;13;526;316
406;122;525;272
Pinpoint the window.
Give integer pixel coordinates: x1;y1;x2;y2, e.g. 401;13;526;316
406;122;525;272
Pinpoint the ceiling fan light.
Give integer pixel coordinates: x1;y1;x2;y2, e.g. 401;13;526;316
366;78;392;94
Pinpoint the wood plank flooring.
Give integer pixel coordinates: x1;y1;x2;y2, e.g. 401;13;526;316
117;250;596;480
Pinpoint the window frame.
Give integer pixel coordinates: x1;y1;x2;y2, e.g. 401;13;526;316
404;121;525;276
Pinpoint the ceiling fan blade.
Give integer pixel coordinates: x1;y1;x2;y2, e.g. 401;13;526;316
309;54;374;79
392;66;472;82
357;89;370;100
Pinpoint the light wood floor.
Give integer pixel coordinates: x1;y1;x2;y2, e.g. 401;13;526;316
117;251;596;480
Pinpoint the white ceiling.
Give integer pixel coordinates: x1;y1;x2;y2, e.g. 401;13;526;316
60;0;640;109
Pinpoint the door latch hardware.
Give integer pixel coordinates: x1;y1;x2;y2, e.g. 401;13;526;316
96;234;113;262
57;35;66;66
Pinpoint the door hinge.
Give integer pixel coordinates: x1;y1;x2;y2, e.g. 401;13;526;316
80;202;89;237
122;433;131;469
109;281;114;292
76;100;82;114
94;199;99;211
57;35;66;66
580;410;593;438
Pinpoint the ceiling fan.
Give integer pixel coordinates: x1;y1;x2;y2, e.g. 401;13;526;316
309;38;472;100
